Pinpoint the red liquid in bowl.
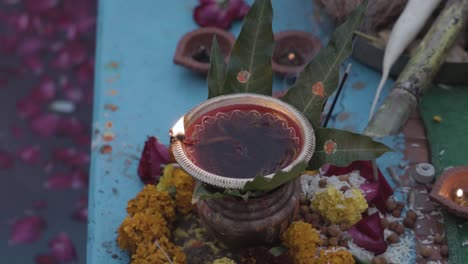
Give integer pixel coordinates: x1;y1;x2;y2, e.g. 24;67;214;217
185;105;302;179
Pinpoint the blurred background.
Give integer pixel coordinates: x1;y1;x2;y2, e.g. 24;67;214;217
0;1;96;263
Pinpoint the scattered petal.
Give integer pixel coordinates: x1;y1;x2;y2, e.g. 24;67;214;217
48;232;77;262
31;77;56;103
17;145;41;164
194;0;247;29
35;254;58;264
44;173;72;190
8;215;46;245
57;117;84;138
76;60;94;84
25;0;58;13
23;55;44;75
237;70;251;84
72;195;87;222
137;136;170;184
348;213;387;254
16;96;41;119
50;100;75;113
16;37;44;56
30;113;60;137
0;150;14;169
235;1;250;19
52;147;76;163
73;133;91;146
63;87;83;103
70;170;88;189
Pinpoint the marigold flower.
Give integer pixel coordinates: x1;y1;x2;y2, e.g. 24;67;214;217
158;164;195;215
126;185;176;223
117;211;170;253
131;236;186;264
311;186;367;225
282;221;321;264
317;247;355;264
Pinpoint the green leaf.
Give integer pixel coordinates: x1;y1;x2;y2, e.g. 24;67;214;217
192;183;266;202
281;1;367;128
222;0;274;95
243;162;307;192
207;36;227;99
269;246;288;257
353;256;371;264
308;128;392;170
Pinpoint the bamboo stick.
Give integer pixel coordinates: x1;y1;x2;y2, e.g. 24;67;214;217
364;0;468;137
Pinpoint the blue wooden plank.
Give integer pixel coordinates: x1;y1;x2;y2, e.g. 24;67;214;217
87;1;327;263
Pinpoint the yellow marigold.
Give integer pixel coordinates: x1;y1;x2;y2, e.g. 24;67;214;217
126;185;176;223
213;257;237;264
131;236;186;264
311;186;367;225
158;164;195;215
317;247;355;264
282;221;321;264
117;211;170;252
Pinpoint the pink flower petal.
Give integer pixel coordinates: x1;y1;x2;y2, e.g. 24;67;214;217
234;1;250;20
322;160;393;212
26;0;58;13
348;213;387;254
31;113;60;137
35;254;58;264
138;136;170;184
70;151;89;166
0;150;14;169
16;37;44;56
73;133;91;146
76;60;94;84
194;4;236;29
57;117;84;138
51;50;71;70
44;173;72;190
52;147;76;163
17;145;41;164
0;35;18;54
8;215;46;245
16;96;41;119
72;196;88;222
48;233;77;262
30;76;56;103
63;87;83;103
70;170;88;189
23;55;44;75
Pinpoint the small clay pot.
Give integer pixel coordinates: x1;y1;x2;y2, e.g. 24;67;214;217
272;30;321;76
429;166;468;219
174;27;235;74
196;179;301;247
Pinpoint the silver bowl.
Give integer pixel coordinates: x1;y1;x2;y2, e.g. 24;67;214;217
171;93;315;189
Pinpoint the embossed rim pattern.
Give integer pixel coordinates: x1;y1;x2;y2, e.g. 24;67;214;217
171;93;316;189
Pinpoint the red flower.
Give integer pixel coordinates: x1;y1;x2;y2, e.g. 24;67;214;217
348;213;387;254
48;232;77;262
8;215;46;245
322;160;393;212
194;0;250;29
137;137;170;184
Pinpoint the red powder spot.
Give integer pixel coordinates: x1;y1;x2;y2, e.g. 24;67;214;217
102;132;114;142
312;81;325;97
104;104;118;111
106;61;119;69
100;145;112;154
105;121;113;128
107;89;118;96
237;70;251;84
324;139;337;155
105;75;120;84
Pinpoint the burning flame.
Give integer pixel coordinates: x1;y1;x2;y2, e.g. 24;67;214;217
170;116;185;138
457;188;464;198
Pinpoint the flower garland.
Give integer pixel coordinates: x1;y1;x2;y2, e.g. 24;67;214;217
116;165;195;264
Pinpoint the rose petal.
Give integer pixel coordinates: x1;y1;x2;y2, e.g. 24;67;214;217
57;117;84;138
193;3;238;29
35;254;58;264
73;133;91;146
322;160;393;212
234;1;250;20
31;76;56;103
48;233;77;262
348;213;387;254
16;37;44;56
359;182;379;201
51;50;71;70
16;96;41;119
23;55;44;75
76;60;94;84
52;147;76;163
30;113;60;137
0;150;14;169
8;215;46;245
17;145;41;164
72;195;87;222
137;137;170;184
70;170;88;189
44;173;72;190
26;0;58;13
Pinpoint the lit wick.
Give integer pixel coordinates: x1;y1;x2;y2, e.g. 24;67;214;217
170;116;186;142
287;52;296;61
454;188;466;206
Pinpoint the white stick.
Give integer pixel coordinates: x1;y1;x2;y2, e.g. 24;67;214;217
369;0;441;121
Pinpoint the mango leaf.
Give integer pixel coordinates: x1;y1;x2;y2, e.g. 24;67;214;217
192;183;266;202
207;36;227;99
308;128;392;170
243;162;307;192
281;1;367;128
269;246;288;257
222;0;274;95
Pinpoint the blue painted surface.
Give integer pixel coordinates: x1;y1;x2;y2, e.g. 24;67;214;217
88;0;413;263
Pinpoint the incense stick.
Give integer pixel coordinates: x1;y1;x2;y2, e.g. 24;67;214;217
323;63;352;128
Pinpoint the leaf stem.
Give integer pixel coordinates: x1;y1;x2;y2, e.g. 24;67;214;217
154;239;173;264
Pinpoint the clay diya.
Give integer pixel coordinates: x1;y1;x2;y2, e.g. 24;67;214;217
174;27;235;74
429;166;468;219
170;93;315;246
272;30;322;76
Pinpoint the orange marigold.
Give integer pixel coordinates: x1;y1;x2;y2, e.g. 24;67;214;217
282;221;321;264
126;185;176;223
131;236;186;264
317;247;355;264
158;165;195;215
117;211;170;253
